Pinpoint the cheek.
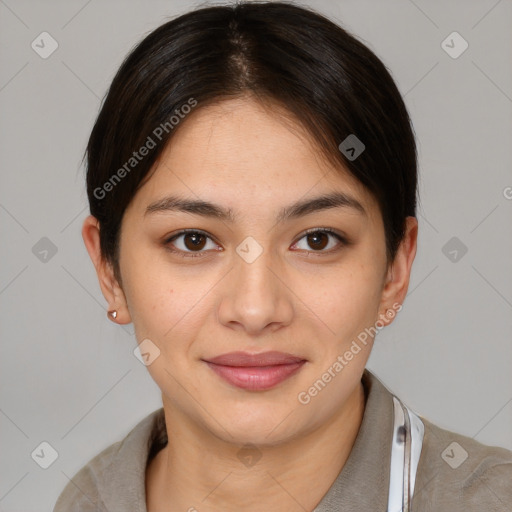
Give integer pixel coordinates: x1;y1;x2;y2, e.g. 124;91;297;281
305;259;383;344
123;254;217;355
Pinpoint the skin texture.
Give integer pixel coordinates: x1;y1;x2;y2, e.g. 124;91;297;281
82;96;418;511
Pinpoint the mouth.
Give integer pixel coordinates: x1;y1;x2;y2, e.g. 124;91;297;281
202;351;307;391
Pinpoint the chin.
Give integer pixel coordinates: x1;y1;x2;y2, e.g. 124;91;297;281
207;403;307;447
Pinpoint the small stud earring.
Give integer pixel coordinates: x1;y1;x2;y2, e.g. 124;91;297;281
108;310;117;320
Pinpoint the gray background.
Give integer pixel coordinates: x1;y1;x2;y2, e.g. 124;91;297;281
1;0;511;510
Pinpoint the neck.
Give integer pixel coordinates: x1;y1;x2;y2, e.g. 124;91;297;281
146;380;366;512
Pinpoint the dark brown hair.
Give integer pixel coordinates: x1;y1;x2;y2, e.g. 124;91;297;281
85;0;418;284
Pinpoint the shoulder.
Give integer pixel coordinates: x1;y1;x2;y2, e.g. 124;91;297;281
53;440;120;511
53;408;166;512
412;415;512;511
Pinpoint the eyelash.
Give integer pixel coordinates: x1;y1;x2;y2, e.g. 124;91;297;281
163;228;349;259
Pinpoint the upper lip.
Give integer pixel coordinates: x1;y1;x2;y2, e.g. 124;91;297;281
204;351;306;367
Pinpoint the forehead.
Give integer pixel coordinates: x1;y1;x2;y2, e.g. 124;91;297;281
130;97;381;223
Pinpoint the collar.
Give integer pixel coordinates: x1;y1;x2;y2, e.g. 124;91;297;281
313;369;393;510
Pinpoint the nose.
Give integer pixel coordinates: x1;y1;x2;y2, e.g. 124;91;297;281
216;241;294;336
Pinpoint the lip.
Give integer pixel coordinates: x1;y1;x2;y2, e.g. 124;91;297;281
203;351;306;391
205;351;305;367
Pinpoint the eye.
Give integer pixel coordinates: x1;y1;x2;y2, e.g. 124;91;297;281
163;227;348;259
164;229;219;258
291;228;347;254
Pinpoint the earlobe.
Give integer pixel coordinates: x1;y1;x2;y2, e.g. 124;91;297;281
81;215;132;325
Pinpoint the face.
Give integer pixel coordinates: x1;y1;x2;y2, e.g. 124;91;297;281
86;97;414;447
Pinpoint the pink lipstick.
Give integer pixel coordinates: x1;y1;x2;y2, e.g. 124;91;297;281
203;351;306;391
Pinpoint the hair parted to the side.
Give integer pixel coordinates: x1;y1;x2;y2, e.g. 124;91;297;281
84;0;418;285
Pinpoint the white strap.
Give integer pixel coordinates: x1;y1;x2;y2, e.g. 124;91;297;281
408;405;425;501
387;396;424;512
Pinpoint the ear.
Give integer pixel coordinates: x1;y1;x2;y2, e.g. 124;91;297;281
81;215;132;324
377;216;418;326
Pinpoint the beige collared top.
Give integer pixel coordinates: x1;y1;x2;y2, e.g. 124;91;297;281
53;369;512;511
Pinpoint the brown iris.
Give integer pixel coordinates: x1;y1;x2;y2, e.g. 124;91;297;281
183;232;207;251
306;232;329;251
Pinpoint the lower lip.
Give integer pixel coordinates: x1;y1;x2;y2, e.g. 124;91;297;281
205;361;306;391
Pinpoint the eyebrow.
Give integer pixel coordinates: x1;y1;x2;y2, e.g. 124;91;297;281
144;191;366;223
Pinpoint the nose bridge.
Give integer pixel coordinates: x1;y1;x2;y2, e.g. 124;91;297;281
233;234;277;296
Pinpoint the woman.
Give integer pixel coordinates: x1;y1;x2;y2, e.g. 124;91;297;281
54;2;512;511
